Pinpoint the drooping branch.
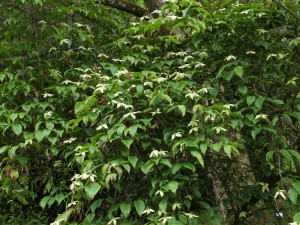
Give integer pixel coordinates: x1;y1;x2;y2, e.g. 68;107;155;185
99;0;148;17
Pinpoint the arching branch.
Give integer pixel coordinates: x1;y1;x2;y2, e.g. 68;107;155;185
99;0;148;17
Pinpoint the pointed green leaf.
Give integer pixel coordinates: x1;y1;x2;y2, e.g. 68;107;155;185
255;96;265;109
12;124;22;136
134;199;145;216
288;188;299;205
159;200;167;213
121;139;133;149
247;96;256;106
178;105;186;117
120;203;131;218
183;162;196;173
55;193;64;204
292;181;300;194
190;150;204;166
224;145;232;158
85;182;101;199
35;130;45;142
40;196;50;209
234;66;244;77
294;212;300;222
10;113;18;122
167;181;179;193
238;86;247;95
128;156;138;168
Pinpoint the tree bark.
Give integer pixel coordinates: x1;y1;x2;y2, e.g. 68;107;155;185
144;0;162;13
99;0;148;17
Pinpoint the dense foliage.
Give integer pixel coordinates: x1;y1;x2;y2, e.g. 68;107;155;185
1;0;300;224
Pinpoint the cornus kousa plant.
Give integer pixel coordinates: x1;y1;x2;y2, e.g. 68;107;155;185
0;0;300;225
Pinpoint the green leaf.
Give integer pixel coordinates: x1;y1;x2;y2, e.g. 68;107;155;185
251;127;262;140
224;145;232;158
178;105;186;117
128;156;138;168
190;151;204;166
35;130;45;142
120;203;131;218
0;146;9;155
209;87;218;97
255;96;265;109
167;181;179;193
55;193;64;204
48;136;57;145
85;182;101;199
117;125;126;135
211;141;223;152
46;122;54;130
238;86;247;95
12;124;22;136
10;113;18;122
183;162;196;173
160;93;172;103
294;212;300;222
40;196;50;209
121;139;133;149
234;66;244;77
267;98;284;105
288;188;299;205
200;143;207;154
128;125;138;137
159;200;167;213
247;96;256;106
292;181;300;194
134;199;145;216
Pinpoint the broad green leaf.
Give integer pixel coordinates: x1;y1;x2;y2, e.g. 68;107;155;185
266;151;275;163
121;139;133;149
128;156;138;168
159;200;167;213
10;113;18;121
172;163;182;174
183;163;196;173
85;182;101;199
166;181;179;193
0;146;9;155
48;136;57;145
128;125;138;137
46;122;54;130
255;96;265;109
190;151;204;166
200;143;207;154
234;66;244;77
120;203;131;218
211;141;223;152
35;130;45;142
292;181;300;194
224;145;232;158
160;158;172;168
247;96;256;106
238;86;247;95
12;124;22;136
294;212;300;222
134;199;145;216
40;196;50;209
178;105;186;117
209;87;218;97
288;188;299;205
117;125;126;135
267;98;284;105
55;193;64;204
251;127;262;140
